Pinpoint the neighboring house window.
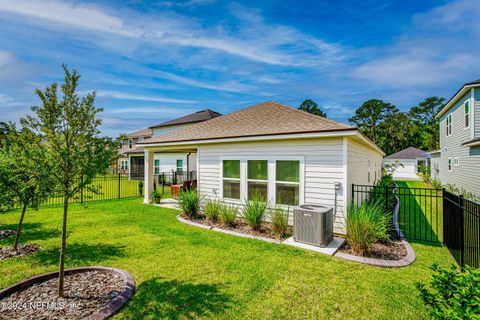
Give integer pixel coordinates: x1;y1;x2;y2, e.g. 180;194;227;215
176;159;183;172
121;160;128;171
154;159;160;175
128;139;133;149
454;157;460;166
446;114;452;136
367;160;371;184
247;160;268;199
275;160;300;206
448;158;452;171
222;160;240;200
464;100;470;128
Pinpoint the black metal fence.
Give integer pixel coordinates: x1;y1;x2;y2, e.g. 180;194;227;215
443;190;480;268
352;183;480;268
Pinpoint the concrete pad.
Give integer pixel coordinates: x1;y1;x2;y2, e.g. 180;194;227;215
152;198;182;211
283;237;345;256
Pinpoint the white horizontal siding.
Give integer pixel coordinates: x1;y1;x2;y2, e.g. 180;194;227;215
197;137;347;233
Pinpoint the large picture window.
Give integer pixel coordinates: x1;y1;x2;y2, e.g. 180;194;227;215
275;160;300;205
247;160;268;200
222;160;240;199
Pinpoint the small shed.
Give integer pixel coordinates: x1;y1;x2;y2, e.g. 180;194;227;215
384;147;428;180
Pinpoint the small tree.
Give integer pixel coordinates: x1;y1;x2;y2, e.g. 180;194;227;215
298;99;327;118
0;125;52;250
22;65;118;297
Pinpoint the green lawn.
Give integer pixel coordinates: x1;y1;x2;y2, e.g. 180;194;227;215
0;198;454;319
395;180;443;242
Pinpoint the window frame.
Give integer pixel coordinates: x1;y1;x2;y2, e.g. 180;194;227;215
446;114;452;136
176;159;183;172
448;157;452;171
154;159;160;175
219;156;305;206
221;159;242;201
454;157;460;167
247;160;269;201
274;160;301;206
128;139;133;149
464;100;470;129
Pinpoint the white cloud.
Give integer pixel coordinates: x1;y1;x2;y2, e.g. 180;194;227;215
0;0;140;37
104;106;197;115
0;51;12;67
0;93;24;107
94;91;196;104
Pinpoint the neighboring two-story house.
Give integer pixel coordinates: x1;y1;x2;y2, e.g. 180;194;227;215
116;109;221;180
430;80;480;196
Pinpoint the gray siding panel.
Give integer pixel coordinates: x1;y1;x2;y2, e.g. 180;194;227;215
438;89;480;195
475;88;480;138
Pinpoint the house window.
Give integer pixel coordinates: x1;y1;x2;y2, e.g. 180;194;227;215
128;139;133;149
154;159;160;175
222;160;240;200
176;159;183;172
464;101;470;128
247;160;268;200
454;157;460;166
446;114;452;136
448;158;452;171
275;160;300;206
121;160;128;171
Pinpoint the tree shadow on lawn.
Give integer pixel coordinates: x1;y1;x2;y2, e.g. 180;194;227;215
0;222;61;243
33;242;126;266
121;277;233;319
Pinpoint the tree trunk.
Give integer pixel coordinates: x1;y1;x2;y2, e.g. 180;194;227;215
58;196;69;297
13;204;27;251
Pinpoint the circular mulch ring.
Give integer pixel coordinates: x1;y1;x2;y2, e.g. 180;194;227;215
0;230;16;240
0;267;135;320
0;244;41;260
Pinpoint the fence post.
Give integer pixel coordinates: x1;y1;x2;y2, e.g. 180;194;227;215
80;175;84;204
459;195;465;269
351;183;355;205
118;173;121;199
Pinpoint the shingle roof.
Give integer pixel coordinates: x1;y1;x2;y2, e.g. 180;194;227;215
149;109;222;129
127;128;152;138
385;147;427;159
138;101;355;145
124;146;145;154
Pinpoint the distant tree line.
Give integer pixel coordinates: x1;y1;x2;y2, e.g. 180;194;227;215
348;97;444;155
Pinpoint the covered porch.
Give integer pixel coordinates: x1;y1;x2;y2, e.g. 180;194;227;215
143;145;198;203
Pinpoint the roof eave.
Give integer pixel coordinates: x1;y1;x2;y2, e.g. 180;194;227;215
436;83;479;119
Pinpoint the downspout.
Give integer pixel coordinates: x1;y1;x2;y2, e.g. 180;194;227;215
186;152;191;180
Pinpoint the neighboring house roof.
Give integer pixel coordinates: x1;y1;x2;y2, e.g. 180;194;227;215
124;146;145;154
436;79;480;119
127;128;152;139
385;147;427;160
138;101;355;145
149;109;222;129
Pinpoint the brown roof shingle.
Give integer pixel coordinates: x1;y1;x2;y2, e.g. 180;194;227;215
127;128;152;138
149;109;222;129
385;147;427;159
138;101;355;145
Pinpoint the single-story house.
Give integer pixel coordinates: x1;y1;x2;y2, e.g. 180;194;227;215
115;109;221;180
383;147;428;180
138;101;384;234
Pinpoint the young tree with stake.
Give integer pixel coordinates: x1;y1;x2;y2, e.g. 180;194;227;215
22;65;118;297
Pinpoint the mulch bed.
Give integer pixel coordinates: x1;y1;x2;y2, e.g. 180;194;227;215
0;244;41;261
182;213;292;240
0;230;16;241
0;271;125;320
340;240;407;260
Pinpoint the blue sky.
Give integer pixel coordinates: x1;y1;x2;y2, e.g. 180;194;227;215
0;0;479;137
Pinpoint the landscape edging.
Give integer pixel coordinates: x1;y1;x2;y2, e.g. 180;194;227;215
0;266;135;320
177;215;282;244
333;188;416;268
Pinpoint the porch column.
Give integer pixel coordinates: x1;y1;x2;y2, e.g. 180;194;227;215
144;149;154;203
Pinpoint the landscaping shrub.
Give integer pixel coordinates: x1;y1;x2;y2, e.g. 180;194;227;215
204;199;221;221
346;202;390;255
138;181;144;197
219;203;237;226
431;179;442;189
269;206;290;238
243;193;268;230
416;264;480;320
151;189;162;204
179;190;201;218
